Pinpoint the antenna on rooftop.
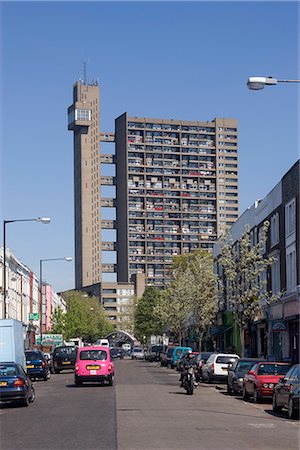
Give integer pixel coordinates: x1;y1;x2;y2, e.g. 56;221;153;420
83;60;87;85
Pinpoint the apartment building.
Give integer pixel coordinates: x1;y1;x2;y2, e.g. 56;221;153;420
68;80;239;292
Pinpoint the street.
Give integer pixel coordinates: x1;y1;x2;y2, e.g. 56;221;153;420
1;360;299;450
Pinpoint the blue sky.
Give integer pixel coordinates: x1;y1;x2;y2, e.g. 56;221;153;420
1;1;299;293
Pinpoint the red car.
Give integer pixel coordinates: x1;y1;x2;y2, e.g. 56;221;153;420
243;362;291;403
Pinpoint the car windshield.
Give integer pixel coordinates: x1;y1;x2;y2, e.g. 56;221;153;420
0;364;18;376
80;350;107;360
216;356;238;364
166;348;174;357
151;346;161;352
257;364;290;375
133;348;143;353
55;347;76;356
236;361;257;373
25;352;43;361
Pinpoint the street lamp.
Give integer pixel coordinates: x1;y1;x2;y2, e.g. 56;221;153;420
39;256;72;348
3;217;51;319
247;76;300;90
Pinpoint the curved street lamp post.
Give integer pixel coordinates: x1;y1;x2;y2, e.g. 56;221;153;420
3;217;51;319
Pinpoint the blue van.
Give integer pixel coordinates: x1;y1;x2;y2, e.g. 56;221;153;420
171;347;192;369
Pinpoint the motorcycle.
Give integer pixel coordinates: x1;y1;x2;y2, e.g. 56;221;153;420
182;365;195;395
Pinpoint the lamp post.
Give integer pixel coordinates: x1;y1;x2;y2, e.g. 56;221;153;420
3;217;51;319
247;76;300;90
39;256;72;348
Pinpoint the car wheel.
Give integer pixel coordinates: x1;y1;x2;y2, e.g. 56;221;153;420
75;379;82;386
54;370;60;374
288;397;298;419
108;375;114;386
207;374;212;384
227;383;232;394
253;388;260;403
21;395;29;407
242;387;250;401
272;393;282;413
29;387;35;403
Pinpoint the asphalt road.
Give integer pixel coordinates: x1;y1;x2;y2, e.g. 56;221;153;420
1;359;299;450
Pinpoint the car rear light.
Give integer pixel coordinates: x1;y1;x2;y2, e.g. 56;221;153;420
211;363;214;373
42;361;46;367
13;378;24;387
108;364;113;372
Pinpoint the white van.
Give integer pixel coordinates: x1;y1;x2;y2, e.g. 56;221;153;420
96;338;109;347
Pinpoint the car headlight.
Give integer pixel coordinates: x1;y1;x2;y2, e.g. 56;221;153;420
269;383;274;388
238;378;243;382
263;383;269;388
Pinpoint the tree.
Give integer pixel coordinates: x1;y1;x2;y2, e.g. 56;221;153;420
218;221;278;356
56;291;114;341
155;251;218;348
50;306;66;334
134;286;162;343
185;251;218;350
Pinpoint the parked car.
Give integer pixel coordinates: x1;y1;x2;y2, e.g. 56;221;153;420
131;347;145;360
25;350;50;381
197;352;213;380
110;348;124;359
52;346;77;373
161;346;175;367
0;362;35;407
170;347;192;369
243;361;291;403
227;358;265;395
272;364;300;419
202;353;240;383
147;345;163;362
74;346;114;386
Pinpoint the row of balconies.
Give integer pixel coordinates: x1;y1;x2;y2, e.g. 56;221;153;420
128;144;216;155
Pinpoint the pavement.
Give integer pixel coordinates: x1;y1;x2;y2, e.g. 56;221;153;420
1;359;299;450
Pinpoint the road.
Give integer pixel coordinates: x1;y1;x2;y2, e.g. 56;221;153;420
1;359;299;450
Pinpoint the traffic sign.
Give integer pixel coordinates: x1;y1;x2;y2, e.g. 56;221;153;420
29;313;39;321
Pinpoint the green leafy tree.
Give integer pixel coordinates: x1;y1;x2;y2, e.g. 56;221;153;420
218;221;279;356
60;291;114;341
155;251;217;347
134;286;162;343
50;306;66;334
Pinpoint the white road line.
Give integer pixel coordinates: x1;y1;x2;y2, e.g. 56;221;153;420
248;423;275;428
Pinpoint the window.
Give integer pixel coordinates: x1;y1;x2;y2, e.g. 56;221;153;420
271;253;280;295
271;213;279;247
286;244;297;291
285;198;296;236
75;109;91;121
80;350;107;361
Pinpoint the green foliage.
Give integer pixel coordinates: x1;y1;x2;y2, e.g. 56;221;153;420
51;291;114;342
155;250;218;345
218;221;279;354
50;306;66;334
134;286;162;342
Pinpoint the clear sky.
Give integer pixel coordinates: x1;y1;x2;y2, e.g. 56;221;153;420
1;1;299;293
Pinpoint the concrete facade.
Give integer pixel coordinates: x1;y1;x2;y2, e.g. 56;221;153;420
69;80;239;291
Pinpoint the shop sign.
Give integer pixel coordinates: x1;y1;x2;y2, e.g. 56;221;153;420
29;313;39;321
272;320;287;332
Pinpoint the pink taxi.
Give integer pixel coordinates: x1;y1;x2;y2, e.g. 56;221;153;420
74;346;114;386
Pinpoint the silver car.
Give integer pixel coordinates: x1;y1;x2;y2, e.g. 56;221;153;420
131;347;145;360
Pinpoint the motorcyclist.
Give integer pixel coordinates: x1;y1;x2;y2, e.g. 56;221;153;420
180;352;195;387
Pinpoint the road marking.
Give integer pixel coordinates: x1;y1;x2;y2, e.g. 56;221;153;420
248;423;275;428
